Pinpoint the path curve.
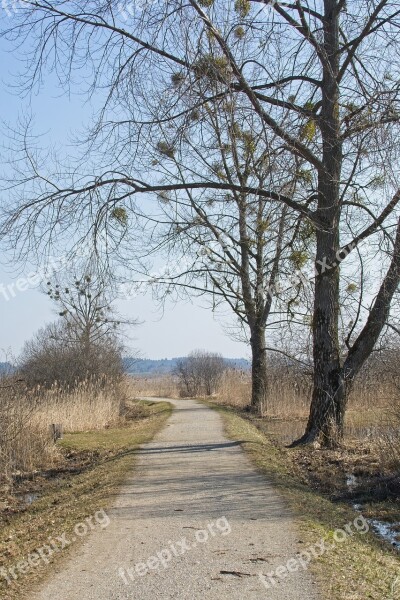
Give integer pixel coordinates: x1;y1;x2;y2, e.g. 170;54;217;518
33;398;319;599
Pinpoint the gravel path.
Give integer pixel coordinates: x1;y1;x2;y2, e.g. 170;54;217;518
33;398;320;599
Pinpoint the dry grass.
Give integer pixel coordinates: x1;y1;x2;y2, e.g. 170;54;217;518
31;380;123;433
0;398;172;600
129;375;179;398
214;405;400;600
0;392;59;482
215;368;399;427
216;368;312;418
130;369;312;417
374;399;400;473
0;377;125;488
216;369;252;407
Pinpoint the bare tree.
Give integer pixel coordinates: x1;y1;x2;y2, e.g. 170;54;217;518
19;320;123;387
142;102;310;408
2;1;400;445
19;270;134;386
175;350;226;396
46;273;124;364
174;356;203;397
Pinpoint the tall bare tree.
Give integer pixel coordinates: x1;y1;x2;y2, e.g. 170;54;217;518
140;101;310;408
2;1;400;445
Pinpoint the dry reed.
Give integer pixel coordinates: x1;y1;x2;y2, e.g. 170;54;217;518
130;375;179;398
0;378;123;484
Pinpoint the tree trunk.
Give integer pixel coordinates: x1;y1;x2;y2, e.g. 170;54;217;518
295;0;344;447
297;374;348;448
298;215;400;448
303;226;343;447
292;229;346;447
250;326;267;411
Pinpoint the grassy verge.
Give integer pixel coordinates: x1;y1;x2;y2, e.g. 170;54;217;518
0;399;172;599
210;403;400;600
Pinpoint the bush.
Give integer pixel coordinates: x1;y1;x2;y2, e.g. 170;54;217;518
174;350;226;397
19;321;123;388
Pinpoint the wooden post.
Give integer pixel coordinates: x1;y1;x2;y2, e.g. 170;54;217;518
50;424;64;442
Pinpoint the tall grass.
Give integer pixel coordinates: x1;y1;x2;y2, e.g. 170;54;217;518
130;375;179;398
216;368;312;418
214;364;400;459
0;384;59;483
215;367;399;416
0;378;123;486
31;380;123;432
374;399;400;473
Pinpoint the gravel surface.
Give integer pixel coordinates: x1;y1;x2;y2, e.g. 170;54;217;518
33;398;320;599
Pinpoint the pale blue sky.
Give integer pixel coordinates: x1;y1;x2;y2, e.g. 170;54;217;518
0;33;248;360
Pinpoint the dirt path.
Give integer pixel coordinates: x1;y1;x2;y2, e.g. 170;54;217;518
33;399;320;599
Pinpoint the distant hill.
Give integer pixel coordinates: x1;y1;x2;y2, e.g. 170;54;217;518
123;357;250;376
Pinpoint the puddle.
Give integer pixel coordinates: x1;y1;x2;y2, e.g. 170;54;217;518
346;473;358;491
16;493;39;505
352;502;400;551
370;520;400;551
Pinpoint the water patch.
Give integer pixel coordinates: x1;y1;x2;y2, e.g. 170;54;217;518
346;473;358;491
370;519;400;551
16;493;39;505
352;502;400;551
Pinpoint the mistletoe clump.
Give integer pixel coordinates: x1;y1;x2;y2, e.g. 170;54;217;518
193;54;232;83
157;141;176;159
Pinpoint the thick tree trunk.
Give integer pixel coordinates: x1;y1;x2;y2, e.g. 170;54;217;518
303;223;343;447
296;0;344;447
298;215;400;448
250;326;267;411
293;225;346;447
297;375;348;448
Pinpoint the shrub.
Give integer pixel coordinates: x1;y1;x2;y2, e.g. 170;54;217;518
174;350;226;396
19;321;123;388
